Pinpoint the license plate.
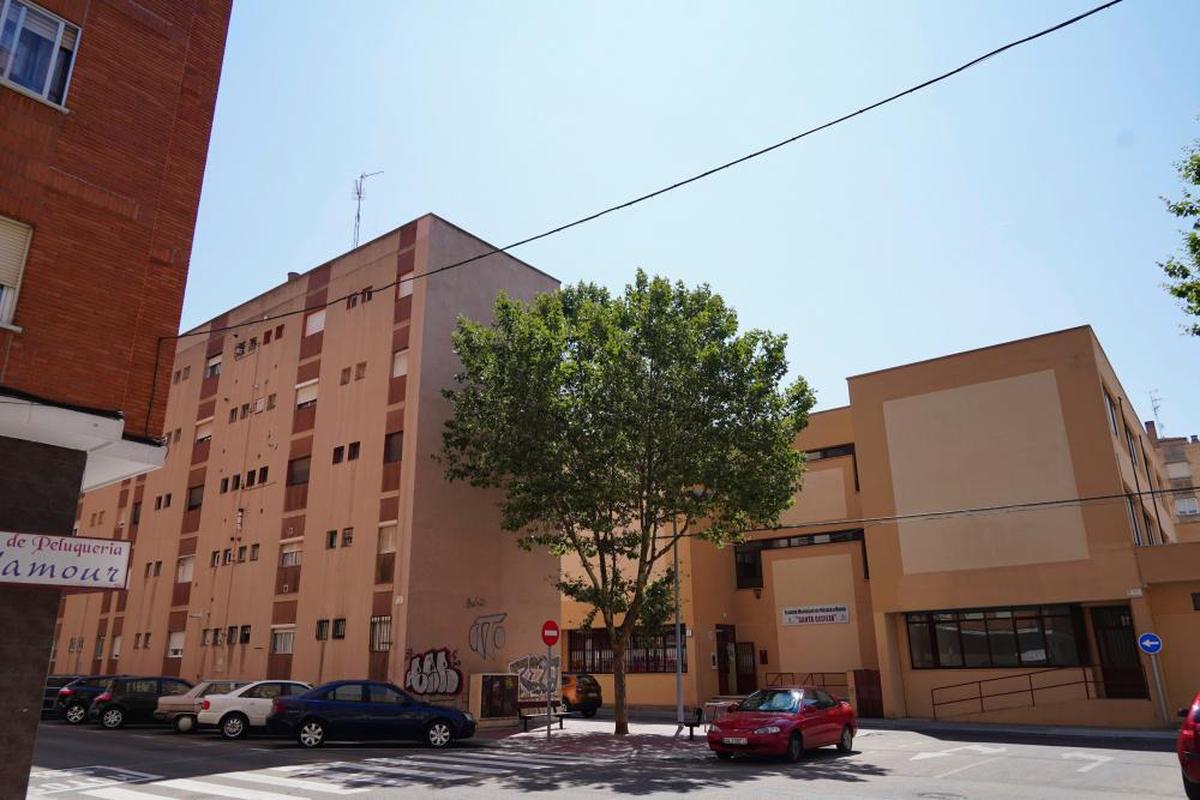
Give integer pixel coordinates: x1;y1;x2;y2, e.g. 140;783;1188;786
722;737;747;745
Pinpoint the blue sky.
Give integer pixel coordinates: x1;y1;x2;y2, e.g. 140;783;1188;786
185;0;1200;434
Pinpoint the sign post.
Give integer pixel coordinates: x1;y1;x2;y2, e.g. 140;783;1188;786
541;620;560;741
1137;632;1169;725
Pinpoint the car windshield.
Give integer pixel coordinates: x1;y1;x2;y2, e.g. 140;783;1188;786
738;689;800;712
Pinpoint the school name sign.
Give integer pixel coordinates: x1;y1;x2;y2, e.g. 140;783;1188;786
0;532;130;590
781;604;850;626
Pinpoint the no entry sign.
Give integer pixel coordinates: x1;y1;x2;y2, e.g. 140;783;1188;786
541;620;560;647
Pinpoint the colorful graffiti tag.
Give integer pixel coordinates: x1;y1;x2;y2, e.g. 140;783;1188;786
405;648;463;695
507;653;561;702
468;612;507;659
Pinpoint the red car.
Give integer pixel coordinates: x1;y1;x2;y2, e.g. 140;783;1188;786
1180;690;1200;799
707;685;857;762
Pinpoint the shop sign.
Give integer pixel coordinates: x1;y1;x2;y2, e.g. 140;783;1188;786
0;532;130;590
781;604;849;626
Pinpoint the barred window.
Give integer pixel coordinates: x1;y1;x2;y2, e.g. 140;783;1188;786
567;628;686;674
369;615;391;652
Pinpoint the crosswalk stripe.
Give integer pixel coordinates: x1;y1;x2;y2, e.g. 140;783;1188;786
156;777;307;799
222;770;370;794
409;752;555;769
365;756;508;775
486;749;594;763
330;760;476;780
81;788;176;800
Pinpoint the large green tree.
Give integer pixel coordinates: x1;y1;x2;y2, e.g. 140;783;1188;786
441;271;814;734
1160;138;1200;336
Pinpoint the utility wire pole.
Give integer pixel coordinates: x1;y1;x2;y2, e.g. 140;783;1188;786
353;170;383;248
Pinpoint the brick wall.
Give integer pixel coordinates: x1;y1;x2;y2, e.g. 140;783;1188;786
0;0;233;439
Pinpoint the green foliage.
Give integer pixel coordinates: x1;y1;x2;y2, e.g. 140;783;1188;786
441;271;813;729
1160;139;1200;336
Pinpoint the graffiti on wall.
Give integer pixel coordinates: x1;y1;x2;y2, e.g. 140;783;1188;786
468;612;507;659
508;653;561;702
405;648;463;695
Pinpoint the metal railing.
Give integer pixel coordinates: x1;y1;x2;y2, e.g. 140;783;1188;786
929;666;1147;719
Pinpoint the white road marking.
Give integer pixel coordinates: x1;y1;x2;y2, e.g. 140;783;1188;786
156;777;307;799
80;788;175;800
320;760;474;780
1062;751;1114;773
407;752;556;769
911;744;1007;761
368;756;509;775
222;770;371;793
933;755;1005;779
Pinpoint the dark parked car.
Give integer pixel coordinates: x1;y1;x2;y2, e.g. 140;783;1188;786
266;679;475;749
561;672;602;717
43;675;83;713
88;676;194;729
707;686;857;761
55;676;122;724
1180;689;1200;799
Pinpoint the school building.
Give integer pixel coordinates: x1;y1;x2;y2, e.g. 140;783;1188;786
561;325;1200;728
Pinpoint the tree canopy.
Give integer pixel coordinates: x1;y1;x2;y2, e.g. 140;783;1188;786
1160;138;1200;336
441;270;814;733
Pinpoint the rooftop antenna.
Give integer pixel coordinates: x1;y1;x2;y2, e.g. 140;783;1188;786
353;170;384;248
1149;390;1163;433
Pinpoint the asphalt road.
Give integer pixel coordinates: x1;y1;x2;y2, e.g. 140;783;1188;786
27;716;1186;799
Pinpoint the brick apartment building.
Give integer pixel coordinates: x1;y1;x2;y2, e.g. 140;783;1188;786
54;215;562;708
0;0;231;792
562;327;1200;729
1148;423;1200;542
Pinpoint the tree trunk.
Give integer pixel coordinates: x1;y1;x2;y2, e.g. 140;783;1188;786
612;638;629;735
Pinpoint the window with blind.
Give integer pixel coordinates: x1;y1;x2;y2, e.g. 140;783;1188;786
0;1;80;106
295;380;318;409
391;349;408;378
0;215;32;324
303;308;326;336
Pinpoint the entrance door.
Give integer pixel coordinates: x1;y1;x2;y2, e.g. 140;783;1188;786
735;642;758;694
715;625;736;695
1090;606;1148;699
853;669;883;717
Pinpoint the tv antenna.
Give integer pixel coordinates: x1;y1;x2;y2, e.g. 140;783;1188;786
353;170;384;248
1149;390;1163;433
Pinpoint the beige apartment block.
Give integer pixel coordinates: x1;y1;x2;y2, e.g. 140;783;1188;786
52;215;561;709
562;326;1200;728
1148;423;1200;543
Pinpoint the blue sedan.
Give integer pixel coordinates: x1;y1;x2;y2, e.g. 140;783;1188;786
265;680;476;748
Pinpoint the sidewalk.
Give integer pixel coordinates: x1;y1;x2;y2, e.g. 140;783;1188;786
479;717;710;757
859;716;1178;743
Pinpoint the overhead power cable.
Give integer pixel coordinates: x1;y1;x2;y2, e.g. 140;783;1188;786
142;0;1125;434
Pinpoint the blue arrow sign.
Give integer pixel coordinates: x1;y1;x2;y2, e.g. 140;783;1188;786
1137;632;1162;655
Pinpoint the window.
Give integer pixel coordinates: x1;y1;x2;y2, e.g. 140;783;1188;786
173;428;181;443
182;366;190;380
1125;425;1138;464
250;543;260;561
271;628;295;654
240;403;250;420
167;631;185;658
340;367;351;385
906;605;1085;669
1192;593;1200;612
275;324;284;339
254;397;265;414
211;628;223;646
397;280;413;299
237;545;246;563
263;328;272;344
173;371;180;384
354;362;366;380
133;633;142;649
222;548;232;565
1168;461;1192;480
303;308;326;336
346;293;358;309
144;561;152;578
806;443;855;461
734;544;763;589
110;635;121;659
326;530;337;549
295;381;318;409
332;445;344;464
258;466;268;484
342;527;353;547
391;349;408;378
1127;497;1144;546
266;393;277;410
209;550;219;568
143;632;151;649
245;469;256;488
231;474;241;490
348;441;360;461
383;431;403;463
186;484;204;511
93;634;105;660
204;355;222;379
279;543;302;567
130;502;141;526
163;492;171;508
153;560;161;576
567;628;686;673
175;556;194;584
226;625;237;645
201;629;210;647
377;524;397;554
220;477;229;494
1177;497;1200;516
369;616;392;652
332;618;346;639
286;456;311;486
315;619;330;640
0;2;80;106
1103;391;1118;435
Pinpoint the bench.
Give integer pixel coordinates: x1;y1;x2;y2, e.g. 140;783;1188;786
680;706;705;740
519;708;567;732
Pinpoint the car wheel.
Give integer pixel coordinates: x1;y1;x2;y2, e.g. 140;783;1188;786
582;707;597;719
786;732;804;763
425;719;453;748
64;704;87;725
837;725;854;753
297;719;325;748
220;713;249;740
174;714;196;734
1185;769;1200;800
101;707;125;730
